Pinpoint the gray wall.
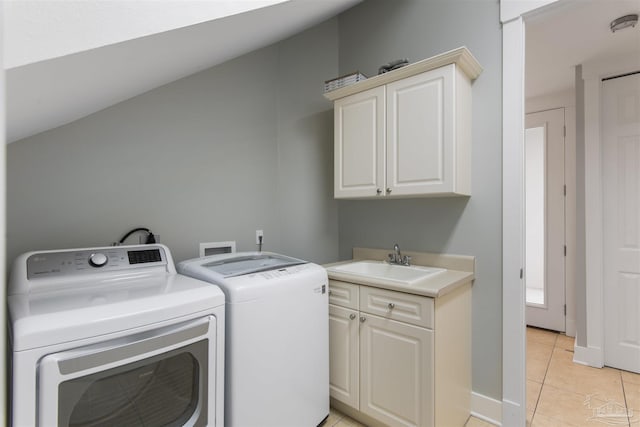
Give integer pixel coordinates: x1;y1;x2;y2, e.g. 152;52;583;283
7;0;504;402
337;0;503;400
277;20;339;262
7;20;339;265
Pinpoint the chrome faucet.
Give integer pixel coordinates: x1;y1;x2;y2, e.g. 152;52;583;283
388;243;411;266
393;243;402;261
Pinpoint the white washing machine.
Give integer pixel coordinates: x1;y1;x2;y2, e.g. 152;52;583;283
8;244;225;427
177;252;329;427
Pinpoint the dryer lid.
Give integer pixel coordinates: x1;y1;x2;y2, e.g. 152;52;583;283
202;253;306;278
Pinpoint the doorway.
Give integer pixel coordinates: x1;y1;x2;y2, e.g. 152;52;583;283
503;1;640;424
525;108;566;332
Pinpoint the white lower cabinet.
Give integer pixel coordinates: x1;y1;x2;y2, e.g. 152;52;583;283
329;279;471;427
360;314;433;427
328;304;359;408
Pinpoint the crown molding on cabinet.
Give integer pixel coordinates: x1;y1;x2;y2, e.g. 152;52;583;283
323;46;483;101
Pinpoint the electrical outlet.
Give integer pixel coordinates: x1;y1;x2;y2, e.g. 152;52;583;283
255;230;264;245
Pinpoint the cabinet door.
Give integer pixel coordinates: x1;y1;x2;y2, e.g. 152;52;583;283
329;305;359;408
360;315;434;427
386;65;455;196
334;86;385;198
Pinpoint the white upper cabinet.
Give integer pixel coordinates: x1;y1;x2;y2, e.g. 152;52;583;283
326;47;482;199
334;86;385;198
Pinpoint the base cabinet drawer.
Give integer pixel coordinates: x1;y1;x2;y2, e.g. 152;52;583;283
360;286;434;328
329;280;359;309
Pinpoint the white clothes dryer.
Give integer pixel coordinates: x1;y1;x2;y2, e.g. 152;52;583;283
8;244;225;427
177;252;329;427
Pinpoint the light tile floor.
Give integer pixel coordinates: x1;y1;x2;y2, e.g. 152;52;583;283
526;326;639;427
327;327;640;426
325;404;494;427
322;408;367;427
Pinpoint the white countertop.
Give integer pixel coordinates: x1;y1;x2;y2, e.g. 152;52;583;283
324;248;475;298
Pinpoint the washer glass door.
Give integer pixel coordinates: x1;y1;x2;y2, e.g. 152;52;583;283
38;316;214;427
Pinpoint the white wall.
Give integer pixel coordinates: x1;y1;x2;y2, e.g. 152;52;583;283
6;20;340;265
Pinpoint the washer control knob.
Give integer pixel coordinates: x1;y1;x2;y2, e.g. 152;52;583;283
89;253;108;267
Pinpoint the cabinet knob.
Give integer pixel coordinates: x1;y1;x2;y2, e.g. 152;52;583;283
349;313;356;320
388;303;395;310
376;188;382;195
360;316;367;323
386;188;392;194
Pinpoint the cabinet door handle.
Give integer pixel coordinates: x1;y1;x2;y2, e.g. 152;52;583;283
388;303;395;310
349;313;356;320
360;316;367;323
376;188;382;195
386;188;392;194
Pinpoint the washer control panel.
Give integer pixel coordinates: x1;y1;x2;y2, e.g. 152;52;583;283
255;263;310;279
26;246;166;279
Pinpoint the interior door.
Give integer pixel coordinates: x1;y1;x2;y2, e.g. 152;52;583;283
603;72;640;373
525;108;566;331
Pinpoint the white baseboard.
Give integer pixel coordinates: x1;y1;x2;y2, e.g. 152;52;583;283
471;392;502;426
573;344;604;367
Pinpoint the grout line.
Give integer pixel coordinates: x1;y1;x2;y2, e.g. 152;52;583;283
621;370;632;427
532;382;543;419
539;331;557;385
528;328;559;423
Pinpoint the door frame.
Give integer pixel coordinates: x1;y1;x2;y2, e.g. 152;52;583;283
501;1;563;425
502;0;640;424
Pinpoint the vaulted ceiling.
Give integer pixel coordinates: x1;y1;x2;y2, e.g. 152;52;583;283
6;0;639;143
4;0;361;143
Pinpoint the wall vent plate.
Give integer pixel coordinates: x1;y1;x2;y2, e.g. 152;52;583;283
199;241;236;257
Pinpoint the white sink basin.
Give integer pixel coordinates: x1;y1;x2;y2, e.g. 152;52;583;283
327;260;445;285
